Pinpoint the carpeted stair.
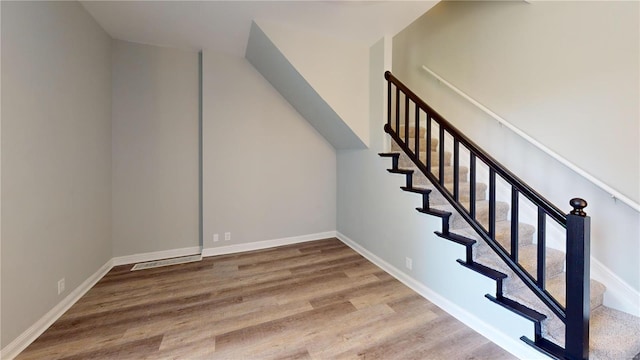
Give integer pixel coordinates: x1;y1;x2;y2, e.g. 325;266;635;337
382;132;640;360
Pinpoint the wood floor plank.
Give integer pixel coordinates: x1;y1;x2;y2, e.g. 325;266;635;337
16;238;515;360
213;301;359;359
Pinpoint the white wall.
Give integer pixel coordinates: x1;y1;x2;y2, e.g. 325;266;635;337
111;40;199;257
392;1;640;292
202;50;336;250
256;20;370;147
1;1;112;346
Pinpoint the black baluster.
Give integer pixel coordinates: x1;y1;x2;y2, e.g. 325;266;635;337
387;79;391;127
489;169;496;238
511;187;519;261
395;87;400;134
537;208;546;289
453;140;460;201
426;116;432;171
439;125;445;186
470;153;476;219
404;94;409;144
415;104;420;161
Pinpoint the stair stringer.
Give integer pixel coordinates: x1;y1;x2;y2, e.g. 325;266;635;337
356;152;551;359
393;138;640;319
379;153;558;343
408;64;640;318
381;144;640;360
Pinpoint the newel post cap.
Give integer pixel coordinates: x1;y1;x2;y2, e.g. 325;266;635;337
569;198;588;216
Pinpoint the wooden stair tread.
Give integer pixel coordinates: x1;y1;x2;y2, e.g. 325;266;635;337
485;294;546;323
456;259;507;281
378;152;400;158
416;207;451;219
400;186;431;195
436;231;476;247
387;168;413;175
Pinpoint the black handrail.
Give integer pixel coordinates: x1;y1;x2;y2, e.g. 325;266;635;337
385;72;566;224
384;71;591;360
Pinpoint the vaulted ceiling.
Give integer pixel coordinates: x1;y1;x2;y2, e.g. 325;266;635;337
80;1;437;55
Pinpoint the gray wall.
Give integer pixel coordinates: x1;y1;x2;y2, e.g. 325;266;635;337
111;40;199;257
392;1;640;291
336;37;541;358
202;50;336;249
393;0;639;204
0;1;337;350
1;1;112;346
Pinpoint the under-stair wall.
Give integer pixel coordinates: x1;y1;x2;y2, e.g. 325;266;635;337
392;0;640;315
201;50;337;252
336;37;547;359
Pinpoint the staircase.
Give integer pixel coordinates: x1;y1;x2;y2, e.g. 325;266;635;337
379;72;640;360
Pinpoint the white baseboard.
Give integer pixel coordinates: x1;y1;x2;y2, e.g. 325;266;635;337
335;231;549;360
1;232;336;359
1;231;340;358
591;257;640;316
0;259;114;360
112;246;201;266
201;231;337;257
5;230;634;360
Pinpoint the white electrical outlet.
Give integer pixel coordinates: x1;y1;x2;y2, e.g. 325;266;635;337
58;278;65;295
213;233;219;242
405;257;413;270
224;232;231;241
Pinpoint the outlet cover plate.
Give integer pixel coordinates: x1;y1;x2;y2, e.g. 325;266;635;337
57;278;65;295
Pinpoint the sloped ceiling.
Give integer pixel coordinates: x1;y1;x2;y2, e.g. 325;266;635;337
246;21;367;149
80;1;438;55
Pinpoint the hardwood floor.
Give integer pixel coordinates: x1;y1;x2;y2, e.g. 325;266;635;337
17;238;515;359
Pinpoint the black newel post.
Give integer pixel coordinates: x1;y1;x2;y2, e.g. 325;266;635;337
565;198;590;360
